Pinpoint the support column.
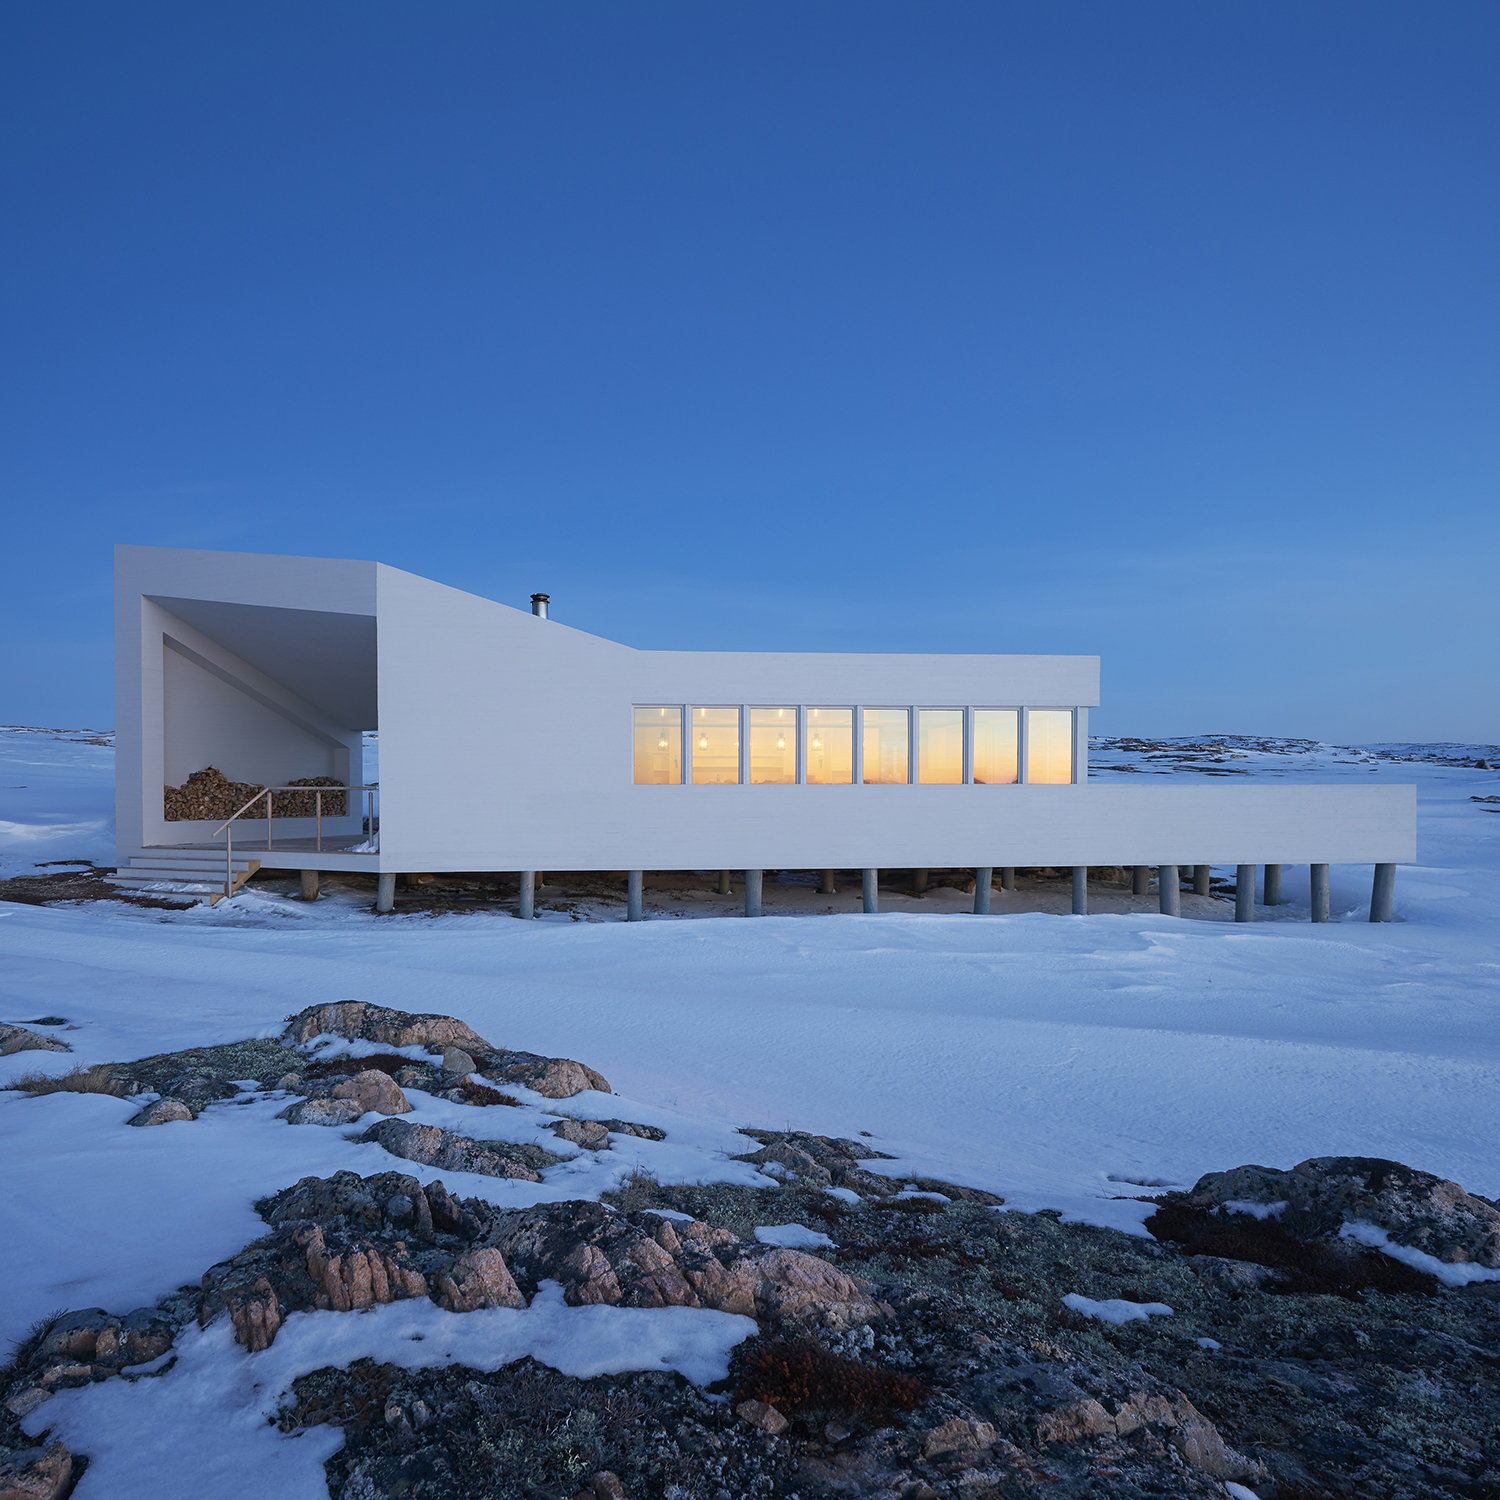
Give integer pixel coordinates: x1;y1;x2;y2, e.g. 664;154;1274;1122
862;868;879;914
1071;866;1088;915
299;869;321;902
626;870;643;922
1158;866;1180;917
376;873;396;914
1370;863;1396;923
913;868;929;896
518;871;535;920
1235;865;1256;923
717;870;732;896
1000;867;1016;892
973;868;992;915
1310;864;1331;922
818;869;837;895
1192;864;1211;896
1132;865;1150;896
1263;864;1283;906
744;869;763;918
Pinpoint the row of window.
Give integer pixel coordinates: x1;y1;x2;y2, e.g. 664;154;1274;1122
632;706;1077;786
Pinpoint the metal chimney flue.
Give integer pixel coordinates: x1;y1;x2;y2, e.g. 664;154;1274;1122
530;593;550;619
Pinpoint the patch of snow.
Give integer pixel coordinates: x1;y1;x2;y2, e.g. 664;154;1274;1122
1220;1200;1288;1219
1195;1337;1222;1350
26;1282;755;1500
299;1036;438;1061
753;1222;836;1249
1224;1484;1262;1500
1337;1221;1500;1286
1062;1293;1174;1324
824;1186;862;1204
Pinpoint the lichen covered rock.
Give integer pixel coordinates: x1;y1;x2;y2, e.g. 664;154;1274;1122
1180;1155;1500;1268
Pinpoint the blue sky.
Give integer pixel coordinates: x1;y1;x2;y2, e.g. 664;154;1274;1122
4;0;1495;741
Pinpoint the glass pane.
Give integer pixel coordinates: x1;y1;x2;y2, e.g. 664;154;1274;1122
691;705;741;784
973;709;1019;784
806;707;853;784
1027;709;1074;784
749;706;797;784
862;707;910;784
633;706;682;784
918;709;964;784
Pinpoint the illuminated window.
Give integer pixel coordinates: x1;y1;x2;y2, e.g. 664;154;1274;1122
1026;709;1074;784
917;709;964;784
633;706;682;784
749;707;797;784
806;707;853;783
862;708;910;784
973;709;1019;785
690;705;741;784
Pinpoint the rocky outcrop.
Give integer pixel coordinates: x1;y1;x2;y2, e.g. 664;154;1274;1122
0;1305;177;1435
1178;1155;1500;1268
0;1439;73;1499
329;1069;411;1116
110;1039;307;1111
596;1118;667;1142
126;1096;193;1126
0;1024;69;1057
490;1200;882;1329
200;1174;478;1350
356;1119;553;1181
549;1117;611;1150
283;1001;489;1054
431;1247;525;1313
281;1002;611;1097
478;1050;611;1100
1034;1390;1260;1480
198;1171;881;1354
279;1097;365;1127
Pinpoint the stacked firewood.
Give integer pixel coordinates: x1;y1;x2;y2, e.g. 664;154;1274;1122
163;767;348;821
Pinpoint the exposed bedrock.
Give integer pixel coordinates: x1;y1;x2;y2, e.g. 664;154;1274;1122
280;1002;612;1097
490;1199;882;1329
190;1170;883;1355
0;1023;70;1057
1176;1155;1500;1268
355;1119;557;1180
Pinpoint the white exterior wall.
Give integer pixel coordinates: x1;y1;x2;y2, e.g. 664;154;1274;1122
372;567;1413;872
115;547;374;857
118;546;1417;874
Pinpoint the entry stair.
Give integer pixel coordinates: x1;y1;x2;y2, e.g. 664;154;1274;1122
106;852;261;904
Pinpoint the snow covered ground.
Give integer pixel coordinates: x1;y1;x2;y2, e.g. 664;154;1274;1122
3;726;1499;1373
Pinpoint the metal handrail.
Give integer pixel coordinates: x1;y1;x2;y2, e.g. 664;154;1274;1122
212;784;380;898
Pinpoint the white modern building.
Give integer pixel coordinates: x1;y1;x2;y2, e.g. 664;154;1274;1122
112;545;1415;918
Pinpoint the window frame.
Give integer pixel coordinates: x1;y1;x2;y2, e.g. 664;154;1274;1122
629;702;1081;785
746;704;799;786
970;705;1022;786
916;706;966;785
1023;706;1077;786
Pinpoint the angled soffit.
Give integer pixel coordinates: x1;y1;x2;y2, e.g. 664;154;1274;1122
150;596;378;727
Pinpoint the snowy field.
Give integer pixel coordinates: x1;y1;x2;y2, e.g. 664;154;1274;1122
3;725;1499;1373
